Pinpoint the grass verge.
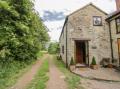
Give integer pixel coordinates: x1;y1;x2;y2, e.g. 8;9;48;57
27;58;49;89
0;51;44;89
37;51;48;58
54;56;84;89
0;60;35;89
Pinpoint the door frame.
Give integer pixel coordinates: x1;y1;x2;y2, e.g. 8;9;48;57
74;40;89;66
117;38;120;66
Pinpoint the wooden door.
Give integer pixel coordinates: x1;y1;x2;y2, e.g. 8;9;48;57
76;42;84;63
118;39;120;65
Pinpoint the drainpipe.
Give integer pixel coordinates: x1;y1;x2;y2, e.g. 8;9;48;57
108;22;114;63
66;17;68;68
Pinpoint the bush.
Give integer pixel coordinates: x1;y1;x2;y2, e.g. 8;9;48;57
70;57;75;65
0;0;49;62
91;56;97;65
48;42;59;54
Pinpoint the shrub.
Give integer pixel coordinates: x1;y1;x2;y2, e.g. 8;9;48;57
91;56;97;65
70;57;75;65
48;42;59;54
0;0;49;62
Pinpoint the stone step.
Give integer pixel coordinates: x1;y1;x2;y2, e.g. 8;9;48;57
75;63;87;68
116;66;120;71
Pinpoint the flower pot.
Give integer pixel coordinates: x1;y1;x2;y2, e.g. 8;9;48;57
70;65;75;71
107;64;113;68
90;65;99;70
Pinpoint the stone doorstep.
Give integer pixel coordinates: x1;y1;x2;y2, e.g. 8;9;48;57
116;66;120;71
75;63;88;68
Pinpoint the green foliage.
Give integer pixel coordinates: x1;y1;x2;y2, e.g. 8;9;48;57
70;57;75;65
0;0;49;62
0;60;34;89
48;42;60;54
0;0;49;88
27;59;49;89
91;56;97;65
54;56;83;89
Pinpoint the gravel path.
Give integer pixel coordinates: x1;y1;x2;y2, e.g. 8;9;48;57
46;55;68;89
81;78;120;89
9;55;47;89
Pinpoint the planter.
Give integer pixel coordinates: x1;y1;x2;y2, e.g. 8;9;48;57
107;64;113;68
70;65;75;71
90;65;99;70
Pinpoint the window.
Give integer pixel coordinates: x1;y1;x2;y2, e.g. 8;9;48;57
62;46;64;54
93;16;102;26
116;17;120;33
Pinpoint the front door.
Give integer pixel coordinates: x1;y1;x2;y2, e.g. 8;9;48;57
118;39;120;65
76;41;86;64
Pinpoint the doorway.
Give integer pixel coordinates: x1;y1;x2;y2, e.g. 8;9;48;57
75;41;86;64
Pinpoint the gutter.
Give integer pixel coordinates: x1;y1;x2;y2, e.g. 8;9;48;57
59;16;68;41
106;11;120;21
108;22;114;63
66;17;68;68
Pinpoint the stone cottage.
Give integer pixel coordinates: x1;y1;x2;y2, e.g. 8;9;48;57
106;0;120;67
59;3;111;67
59;0;120;67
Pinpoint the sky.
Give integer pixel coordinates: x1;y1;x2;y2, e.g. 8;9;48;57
34;0;116;42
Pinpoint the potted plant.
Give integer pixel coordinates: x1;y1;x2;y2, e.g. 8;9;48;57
107;58;114;68
70;57;75;70
107;64;113;68
90;56;99;69
70;57;75;65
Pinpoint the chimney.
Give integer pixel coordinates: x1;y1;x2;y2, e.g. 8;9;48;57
116;0;120;10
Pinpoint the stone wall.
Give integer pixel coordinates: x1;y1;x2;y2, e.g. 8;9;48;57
60;4;112;66
59;24;67;64
109;14;120;66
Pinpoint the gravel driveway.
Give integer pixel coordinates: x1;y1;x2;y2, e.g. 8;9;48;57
46;55;68;89
9;55;47;89
81;78;120;89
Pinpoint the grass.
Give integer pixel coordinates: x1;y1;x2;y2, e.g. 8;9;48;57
37;51;48;58
0;60;35;89
0;51;44;89
54;56;84;89
27;58;49;89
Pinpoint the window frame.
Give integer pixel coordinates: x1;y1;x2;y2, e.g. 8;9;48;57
62;46;64;54
93;16;102;26
115;17;120;34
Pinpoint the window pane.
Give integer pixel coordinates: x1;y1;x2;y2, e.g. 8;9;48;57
118;24;120;32
116;17;120;33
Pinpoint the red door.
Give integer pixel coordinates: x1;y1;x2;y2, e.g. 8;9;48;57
76;42;84;63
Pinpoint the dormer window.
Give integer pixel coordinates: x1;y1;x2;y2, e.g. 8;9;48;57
93;16;102;26
116;17;120;33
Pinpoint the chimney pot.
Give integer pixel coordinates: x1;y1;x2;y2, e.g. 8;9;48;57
116;0;120;10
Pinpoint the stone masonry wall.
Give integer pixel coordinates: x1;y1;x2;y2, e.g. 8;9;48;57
110;14;120;66
66;4;111;66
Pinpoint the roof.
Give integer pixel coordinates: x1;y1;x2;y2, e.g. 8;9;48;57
59;3;108;40
106;10;120;21
68;3;108;17
59;17;68;41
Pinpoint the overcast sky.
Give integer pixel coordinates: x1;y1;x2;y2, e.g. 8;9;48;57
34;0;116;42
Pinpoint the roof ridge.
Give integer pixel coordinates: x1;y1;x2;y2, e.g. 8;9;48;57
68;2;108;17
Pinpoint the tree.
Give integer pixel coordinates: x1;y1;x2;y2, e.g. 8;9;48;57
48;42;60;54
0;0;49;62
